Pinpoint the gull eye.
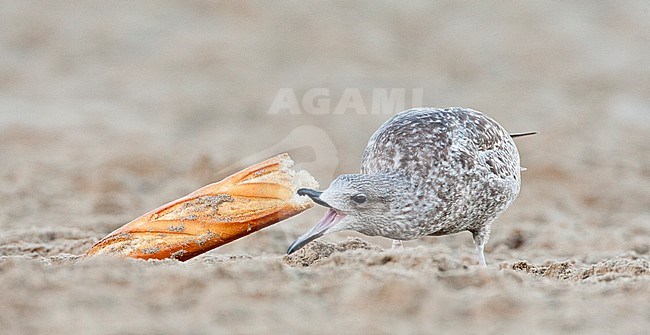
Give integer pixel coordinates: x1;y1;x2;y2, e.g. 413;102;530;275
351;193;367;204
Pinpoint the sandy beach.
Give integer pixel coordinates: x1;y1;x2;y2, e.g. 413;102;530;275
1;1;649;334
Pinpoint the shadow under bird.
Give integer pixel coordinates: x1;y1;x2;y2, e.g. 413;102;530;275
287;107;536;266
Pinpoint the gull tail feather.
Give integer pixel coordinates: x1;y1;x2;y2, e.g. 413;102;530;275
510;131;538;138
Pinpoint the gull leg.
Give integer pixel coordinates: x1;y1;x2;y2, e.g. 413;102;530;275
471;230;489;267
391;239;404;250
476;243;486;267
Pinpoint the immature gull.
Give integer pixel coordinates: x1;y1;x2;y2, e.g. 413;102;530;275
288;107;535;266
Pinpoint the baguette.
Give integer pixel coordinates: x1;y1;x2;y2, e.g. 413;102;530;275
85;153;317;261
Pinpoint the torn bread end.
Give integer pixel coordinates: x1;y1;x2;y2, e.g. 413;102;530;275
294;170;319;190
276;153;319;207
292;169;319;206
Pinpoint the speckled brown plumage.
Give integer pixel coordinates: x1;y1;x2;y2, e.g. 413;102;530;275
289;107;527;266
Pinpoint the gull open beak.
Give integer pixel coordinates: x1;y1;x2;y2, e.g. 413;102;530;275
287;208;346;254
288;188;345;254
